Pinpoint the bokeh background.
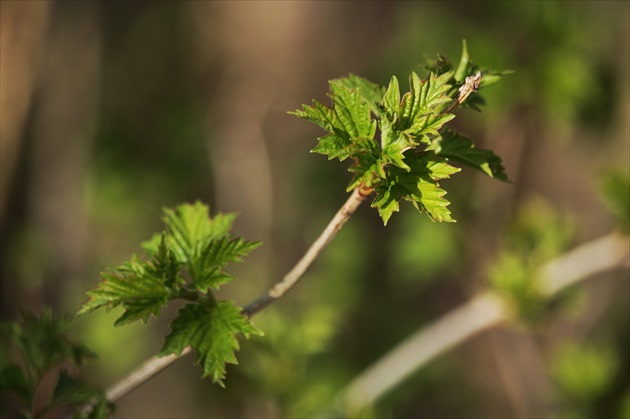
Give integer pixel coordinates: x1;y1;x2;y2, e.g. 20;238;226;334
1;1;628;417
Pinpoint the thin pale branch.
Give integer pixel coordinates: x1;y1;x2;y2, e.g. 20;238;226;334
242;186;372;317
341;231;629;413
78;187;371;415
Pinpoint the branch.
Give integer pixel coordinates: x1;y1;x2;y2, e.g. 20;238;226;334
242;186;372;317
78;187;371;415
341;231;629;413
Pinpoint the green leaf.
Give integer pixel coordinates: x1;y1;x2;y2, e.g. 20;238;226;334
599;169;630;232
50;371;103;409
551;343;616;401
190;236;262;293
432;129;509;181
379;73;456;171
78;256;173;326
328;80;377;141
382;75;401;115
292;45;510;224
1;312;102;419
291;79;377;163
372;152;460;225
347;151;385;191
159;301;263;387
2;311;97;380
162;202;237;264
397;71;454;133
294;103;356;162
454;39;470;82
75;392;114;419
0;364;30;403
80;201;260;325
335;74;386;115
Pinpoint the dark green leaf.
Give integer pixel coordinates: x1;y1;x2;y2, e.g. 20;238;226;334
50;371;102;409
159;302;263;387
0;365;30;403
433;129;509;181
76;393;114;419
2;311;96;379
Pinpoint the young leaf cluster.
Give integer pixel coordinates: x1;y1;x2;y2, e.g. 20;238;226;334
78;202;262;386
0;311;111;418
292;41;509;224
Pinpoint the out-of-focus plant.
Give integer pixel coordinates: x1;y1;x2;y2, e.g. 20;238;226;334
0;311;111;418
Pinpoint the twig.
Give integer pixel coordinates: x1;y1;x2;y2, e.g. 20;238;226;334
341;231;629;413
78;186;372;415
242;186;372;317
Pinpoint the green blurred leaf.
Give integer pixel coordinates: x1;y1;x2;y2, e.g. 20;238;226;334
77;393;114;419
1;311;96;379
551;343;616;402
0;365;30;403
50;371;102;409
599;169;630;232
0;311;101;418
487;199;575;321
159;301;263;387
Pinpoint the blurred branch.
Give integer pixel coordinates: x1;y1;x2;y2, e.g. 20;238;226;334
0;1;50;225
78;187;371;415
341;231;629;413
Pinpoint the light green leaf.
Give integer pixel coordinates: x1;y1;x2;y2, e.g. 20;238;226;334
454;39;470;82
347;150;386;191
379;73;455;170
372;152;460;224
292;81;377;162
159;302;263;387
397;71;453;132
335;74;386;115
328;80;377;141
382;75;401;115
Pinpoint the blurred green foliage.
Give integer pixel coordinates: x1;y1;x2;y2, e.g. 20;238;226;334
599;169;630;233
0;311;110;418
